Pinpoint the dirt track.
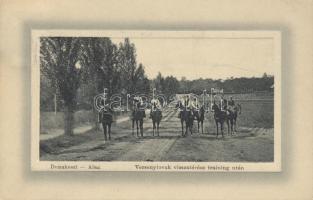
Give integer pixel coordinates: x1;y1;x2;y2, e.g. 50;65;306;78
41;108;274;162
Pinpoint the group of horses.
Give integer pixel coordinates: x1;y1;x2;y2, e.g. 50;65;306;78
177;101;241;138
98;101;163;141
130;103;163;137
98;100;242;141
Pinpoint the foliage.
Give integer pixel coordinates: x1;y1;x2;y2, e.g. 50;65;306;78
40;37;84;135
151;73;273;96
40;37;149;135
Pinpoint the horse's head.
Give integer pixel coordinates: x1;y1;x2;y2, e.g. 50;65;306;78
212;104;220;113
199;105;205;113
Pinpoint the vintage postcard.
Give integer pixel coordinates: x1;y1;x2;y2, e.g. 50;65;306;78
31;30;281;171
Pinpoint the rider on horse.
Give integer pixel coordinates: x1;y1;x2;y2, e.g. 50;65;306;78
220;95;228;111
212;100;219;112
177;95;189;118
183;95;190;108
98;98;112;123
150;98;162;118
191;97;199;110
133;96;146;117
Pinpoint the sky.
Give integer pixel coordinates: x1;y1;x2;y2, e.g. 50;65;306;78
111;37;275;80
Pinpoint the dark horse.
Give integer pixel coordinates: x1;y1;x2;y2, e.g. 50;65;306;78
211;103;227;138
193;106;205;134
176;101;194;137
151;108;162;136
226;104;242;135
212;103;242;137
131;103;146;137
98;107;114;141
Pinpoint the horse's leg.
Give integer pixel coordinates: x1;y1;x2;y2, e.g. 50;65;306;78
108;123;111;140
197;121;200;133
221;121;224;138
152;121;155;137
181;120;184;137
215;121;219;138
102;122;107;141
157;121;160;136
230;118;233;135
201;120;204;134
230;119;232;135
140;119;143;137
136;120;139;137
227;119;230;136
190;123;193;135
234;116;237;132
132;119;135;136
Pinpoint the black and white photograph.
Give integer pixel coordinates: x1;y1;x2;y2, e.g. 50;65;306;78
31;30;281;171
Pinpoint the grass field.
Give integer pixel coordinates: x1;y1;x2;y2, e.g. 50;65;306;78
40;110;94;133
203;100;273;136
236;100;273;128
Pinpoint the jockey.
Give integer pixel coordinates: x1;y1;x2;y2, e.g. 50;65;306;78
228;96;235;106
150;98;162;118
177;99;182;118
151;98;161;111
228;96;235;112
212;100;218;111
220;95;228;111
132;96;141;110
98;98;111;123
190;97;199;110
134;96;146;117
183;95;190;108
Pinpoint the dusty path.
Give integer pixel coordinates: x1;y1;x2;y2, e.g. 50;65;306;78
41;108;274;162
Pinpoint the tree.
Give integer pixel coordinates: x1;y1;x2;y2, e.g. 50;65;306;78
79;37;119;129
154;72;164;92
116;38;137;94
40;37;83;135
163;76;180;100
134;63;150;94
80;37;118;95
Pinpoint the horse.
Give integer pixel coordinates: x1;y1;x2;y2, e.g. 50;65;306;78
226;104;242;135
211;103;227;138
131;103;146;137
193;106;205;134
151;108;162;136
176;102;194;137
98;107;114;141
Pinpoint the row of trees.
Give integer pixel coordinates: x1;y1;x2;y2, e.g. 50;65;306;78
152;73;274;96
40;37;150;135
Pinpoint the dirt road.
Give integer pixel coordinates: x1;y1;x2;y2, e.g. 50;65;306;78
40;108;274;162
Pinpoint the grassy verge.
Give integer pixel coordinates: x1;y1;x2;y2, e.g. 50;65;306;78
40;128;97;156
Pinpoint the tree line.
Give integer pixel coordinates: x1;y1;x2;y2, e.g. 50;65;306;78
152;72;273;99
